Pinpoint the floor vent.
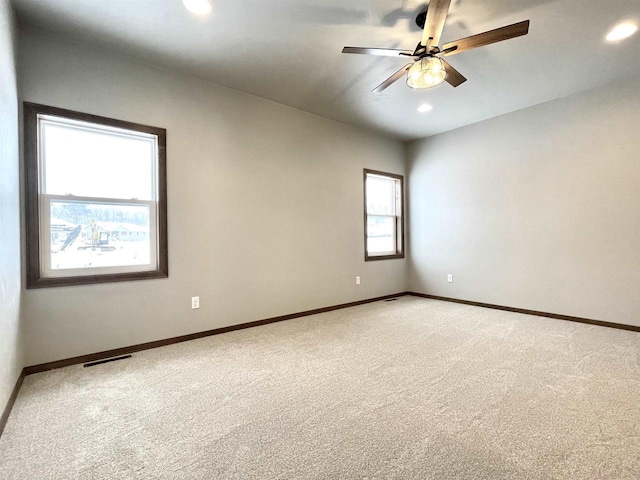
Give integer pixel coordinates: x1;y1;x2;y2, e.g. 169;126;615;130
84;355;132;368
384;298;399;302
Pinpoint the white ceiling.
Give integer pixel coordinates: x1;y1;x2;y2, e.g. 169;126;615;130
12;0;640;140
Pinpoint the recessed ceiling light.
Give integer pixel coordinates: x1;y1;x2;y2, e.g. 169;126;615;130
183;0;212;16
606;22;637;42
417;103;433;113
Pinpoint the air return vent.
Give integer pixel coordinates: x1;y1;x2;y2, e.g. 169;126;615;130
84;355;132;368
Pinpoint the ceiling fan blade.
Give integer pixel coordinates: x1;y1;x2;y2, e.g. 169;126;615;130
342;47;415;57
441;59;467;87
442;20;530;56
372;64;413;93
421;0;452;48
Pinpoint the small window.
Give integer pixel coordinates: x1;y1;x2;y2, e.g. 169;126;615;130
364;169;404;261
24;103;168;288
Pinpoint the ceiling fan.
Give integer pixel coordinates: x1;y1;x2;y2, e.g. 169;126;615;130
342;0;530;93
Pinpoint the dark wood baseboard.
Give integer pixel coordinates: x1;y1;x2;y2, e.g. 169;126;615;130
5;291;636;438
24;293;409;376
0;369;25;438
408;292;640;333
12;290;637;430
23;291;638;377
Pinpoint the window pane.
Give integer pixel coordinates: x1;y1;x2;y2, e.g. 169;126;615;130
367;215;395;254
25;103;168;288
366;176;395;215
41;119;156;200
48;200;153;272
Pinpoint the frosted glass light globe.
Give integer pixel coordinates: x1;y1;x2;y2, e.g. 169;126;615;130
407;57;448;89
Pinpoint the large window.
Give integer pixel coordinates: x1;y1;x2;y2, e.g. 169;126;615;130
24;103;168;288
364;169;404;261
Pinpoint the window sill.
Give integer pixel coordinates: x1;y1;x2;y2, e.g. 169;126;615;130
364;253;405;261
26;269;168;289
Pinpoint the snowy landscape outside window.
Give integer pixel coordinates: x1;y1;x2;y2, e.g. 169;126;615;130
364;169;404;261
24;103;168;288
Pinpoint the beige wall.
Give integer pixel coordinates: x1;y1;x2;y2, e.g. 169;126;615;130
407;75;640;327
19;29;407;366
0;0;23;410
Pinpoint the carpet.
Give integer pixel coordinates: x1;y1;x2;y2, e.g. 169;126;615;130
1;297;638;479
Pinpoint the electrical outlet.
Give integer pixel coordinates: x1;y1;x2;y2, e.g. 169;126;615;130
447;274;453;283
356;276;361;285
191;296;200;309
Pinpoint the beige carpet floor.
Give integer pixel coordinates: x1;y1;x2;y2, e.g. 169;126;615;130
1;297;639;479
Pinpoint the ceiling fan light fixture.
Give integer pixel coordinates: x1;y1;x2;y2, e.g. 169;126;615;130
407;57;448;89
183;0;212;16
